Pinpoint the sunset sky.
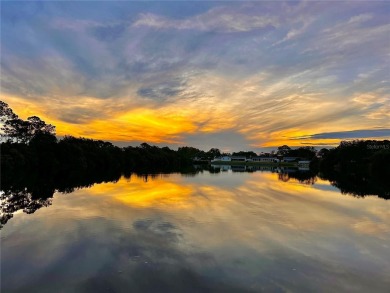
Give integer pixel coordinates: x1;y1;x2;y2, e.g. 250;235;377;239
1;1;389;152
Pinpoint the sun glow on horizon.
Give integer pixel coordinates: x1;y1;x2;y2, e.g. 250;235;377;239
3;92;388;150
1;1;389;150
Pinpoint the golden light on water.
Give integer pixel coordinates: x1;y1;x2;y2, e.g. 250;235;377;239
74;172;390;249
87;175;195;208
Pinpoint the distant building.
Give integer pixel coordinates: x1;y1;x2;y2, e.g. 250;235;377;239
231;156;247;162
211;156;231;162
252;156;279;163
282;157;300;163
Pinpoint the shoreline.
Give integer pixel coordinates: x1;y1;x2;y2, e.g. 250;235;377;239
208;161;298;167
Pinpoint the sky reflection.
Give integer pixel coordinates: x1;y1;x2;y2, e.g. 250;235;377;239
2;172;390;292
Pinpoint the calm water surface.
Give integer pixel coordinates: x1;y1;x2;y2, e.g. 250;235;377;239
2;171;390;292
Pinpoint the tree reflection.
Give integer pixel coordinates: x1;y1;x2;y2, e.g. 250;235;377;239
0;169;122;228
2;164;388;229
319;169;390;199
208;164;388;198
1;188;53;228
1;166;203;228
277;170;317;185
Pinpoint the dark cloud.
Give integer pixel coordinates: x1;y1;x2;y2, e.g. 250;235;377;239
137;79;186;100
57;107;104;124
292;129;390;140
300;142;337;146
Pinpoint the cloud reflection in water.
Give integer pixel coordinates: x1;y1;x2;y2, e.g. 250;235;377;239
2;172;390;292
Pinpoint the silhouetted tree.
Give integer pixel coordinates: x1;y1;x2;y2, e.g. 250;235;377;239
0;101;17;121
319;140;390;199
287;146;316;159
317;148;330;158
232;151;257;157
0;101;56;143
277;145;291;156
207;148;221;158
26;116;56;139
177;146;205;159
0;101;27;142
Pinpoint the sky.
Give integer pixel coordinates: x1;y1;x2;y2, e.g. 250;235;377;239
1;1;389;152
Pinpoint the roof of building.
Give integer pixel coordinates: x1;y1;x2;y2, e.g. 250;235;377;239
253;156;277;159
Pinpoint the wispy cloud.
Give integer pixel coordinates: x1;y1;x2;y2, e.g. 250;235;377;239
1;1;389;150
133;6;279;33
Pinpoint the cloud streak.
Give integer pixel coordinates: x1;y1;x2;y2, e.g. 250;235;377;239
1;1;389;150
133;6;279;33
291;129;390;141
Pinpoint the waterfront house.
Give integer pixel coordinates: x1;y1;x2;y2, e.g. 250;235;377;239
252;156;279;163
231;156;247;162
282;157;300;163
211;156;231;162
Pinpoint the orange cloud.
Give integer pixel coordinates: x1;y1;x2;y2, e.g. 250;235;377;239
2;94;197;143
2;72;389;149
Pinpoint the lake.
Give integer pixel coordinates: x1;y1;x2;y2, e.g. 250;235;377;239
1;169;390;292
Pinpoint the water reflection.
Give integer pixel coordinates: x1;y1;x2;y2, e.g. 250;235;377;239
319;170;390;199
210;164;389;198
2;172;390;292
0;170;122;228
2;165;389;229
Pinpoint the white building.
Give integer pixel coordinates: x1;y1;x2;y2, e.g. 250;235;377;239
231;156;247;162
252;156;279;163
282;157;300;163
211;156;232;162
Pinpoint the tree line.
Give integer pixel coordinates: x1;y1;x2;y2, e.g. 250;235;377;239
318;139;390;198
